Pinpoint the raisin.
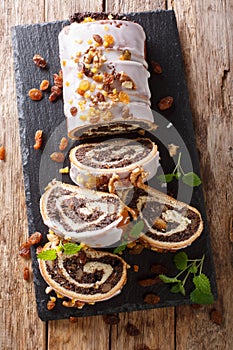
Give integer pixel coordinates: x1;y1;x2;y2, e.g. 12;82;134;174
40;80;49;91
103;313;120;325
19;242;31;259
93;34;103;45
210;309;223;325
125;322;141;336
59;137;69;151
23;267;30;281
70;106;78;116
49;92;59;102
28;88;43;101
158;96;174;110
151;61;162;74
138;277;161;287
33;54;46;68
50;152;65;163
0;145;5;161
33;130;43;150
28;231;42;245
69;317;79;323
47;300;56;310
144;293;160;305
150;264;168;275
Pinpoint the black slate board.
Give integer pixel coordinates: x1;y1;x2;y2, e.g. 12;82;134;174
12;10;217;321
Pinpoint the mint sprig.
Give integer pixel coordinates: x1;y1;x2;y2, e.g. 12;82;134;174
159;252;214;304
157;152;202;187
37;242;83;261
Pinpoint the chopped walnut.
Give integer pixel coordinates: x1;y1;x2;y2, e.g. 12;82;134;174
51;85;62;96
108;174;121;194
158;96;174;110
53;70;63;88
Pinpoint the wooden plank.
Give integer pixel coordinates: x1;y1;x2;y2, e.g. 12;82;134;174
167;0;233;348
45;3;111;350
104;2;175;350
0;2;46;350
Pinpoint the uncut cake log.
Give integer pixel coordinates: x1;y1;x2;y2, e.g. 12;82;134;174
40;180;129;247
58;14;154;139
69;138;159;190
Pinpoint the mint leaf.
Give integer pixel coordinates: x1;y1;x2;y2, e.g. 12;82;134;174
189;263;198;274
113;244;127;254
182;172;202;187
193;274;212;295
37;249;57;261
190;288;214;305
130;221;144;238
170;282;185;296
159;274;181;284
157;174;174;183
63;243;82;255
174;252;188;271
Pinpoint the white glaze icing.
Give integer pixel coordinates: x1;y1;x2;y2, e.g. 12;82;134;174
58;20;154;139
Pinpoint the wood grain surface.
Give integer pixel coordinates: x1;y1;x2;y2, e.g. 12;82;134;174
1;1;232;349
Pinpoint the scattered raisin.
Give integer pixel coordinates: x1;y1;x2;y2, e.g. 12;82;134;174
19;242;31;259
33;130;43;150
137;345;151;350
93;34;103;45
133;265;139;272
59;137;69;151
129;243;144;255
50;152;65;163
150;264;168;275
69;317;79;323
0;145;5;161
23;267;30;281
47;300;56;310
151;61;162;74
158;96;174;110
28;88;43;101
210;309;223;325
103;313;120;325
33;54;47;68
138;277;161;287
70;106;78;116
28;231;42;245
40;80;49;91
49;92;59;102
125;322;141;336
144;294;160;305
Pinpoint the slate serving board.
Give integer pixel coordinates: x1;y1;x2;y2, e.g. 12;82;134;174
12;10;217;321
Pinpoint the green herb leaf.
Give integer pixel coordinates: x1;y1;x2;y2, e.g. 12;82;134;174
174;252;188;271
182;172;202;187
189;263;198;274
63;243;82;255
130;220;144;238
157;174;175;183
159;274;181;284
37;249;57;261
193;274;212;295
113;244;127;254
175;171;181;179
170;282;185;296
190;288;214;305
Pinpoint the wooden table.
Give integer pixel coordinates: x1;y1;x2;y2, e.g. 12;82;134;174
1;1;232;349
